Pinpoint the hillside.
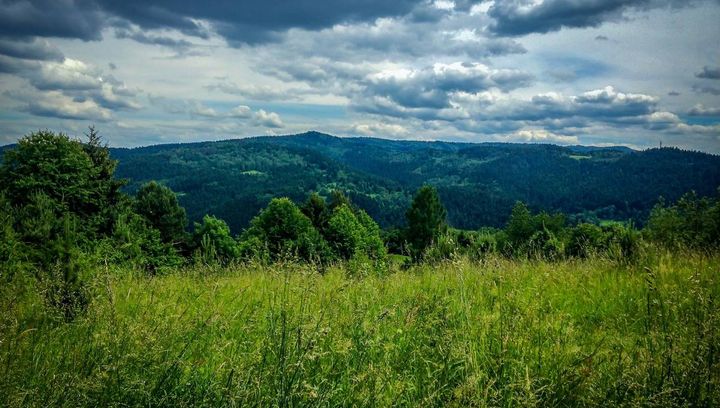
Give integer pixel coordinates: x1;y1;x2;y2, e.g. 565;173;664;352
107;132;720;233
4;131;718;233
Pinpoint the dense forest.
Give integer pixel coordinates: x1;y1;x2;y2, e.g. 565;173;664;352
103;131;720;233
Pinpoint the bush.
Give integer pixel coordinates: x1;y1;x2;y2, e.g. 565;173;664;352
470;231;498;259
504;201;566;258
108;208;184;273
326;205;365;260
239;198;330;263
567;223;606;258
423;232;460;263
527;228;564;260
0;129;124;240
325;205;387;262
645;190;720;250
192;215;240;265
606;224;642;262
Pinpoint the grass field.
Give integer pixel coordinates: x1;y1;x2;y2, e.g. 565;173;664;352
1;252;719;407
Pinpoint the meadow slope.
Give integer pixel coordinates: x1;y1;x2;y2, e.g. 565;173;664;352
2;252;719;407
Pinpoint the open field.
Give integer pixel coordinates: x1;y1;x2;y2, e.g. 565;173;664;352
2;252;718;407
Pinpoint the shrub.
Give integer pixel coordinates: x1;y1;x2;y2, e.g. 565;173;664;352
109;208;184;273
192;215;240;265
423;232;460;263
567;223;606;258
326;205;365;260
606;224;642;262
240;198;330;263
645;190;720;250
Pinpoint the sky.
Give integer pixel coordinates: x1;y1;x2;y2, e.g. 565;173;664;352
0;0;719;152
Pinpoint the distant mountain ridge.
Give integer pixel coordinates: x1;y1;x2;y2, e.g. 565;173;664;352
2;131;718;232
101;131;720;233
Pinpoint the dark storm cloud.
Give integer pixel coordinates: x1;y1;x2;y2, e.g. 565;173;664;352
487;0;708;36
0;0;487;46
114;28;193;51
696;66;720;79
0;0;105;41
0;54;39;73
0;36;64;61
0;52;141;115
693;84;720;95
97;0;426;37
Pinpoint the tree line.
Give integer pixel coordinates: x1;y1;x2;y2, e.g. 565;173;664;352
1;129;719;320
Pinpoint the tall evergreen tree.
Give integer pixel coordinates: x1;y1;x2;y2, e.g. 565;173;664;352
406;185;447;260
134;181;187;246
301;192;329;232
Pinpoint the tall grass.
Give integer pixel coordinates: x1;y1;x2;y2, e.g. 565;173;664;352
1;251;718;407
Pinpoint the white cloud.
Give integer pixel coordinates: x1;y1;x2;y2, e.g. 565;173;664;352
11;89;113;121
253;109;284;128
351;122;409;137
688;104;720;116
228;105;252;118
505;129;579;144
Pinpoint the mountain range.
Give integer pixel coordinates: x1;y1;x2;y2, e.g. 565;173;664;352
102;131;720;233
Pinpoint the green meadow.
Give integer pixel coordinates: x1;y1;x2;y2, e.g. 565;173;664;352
2;252;718;407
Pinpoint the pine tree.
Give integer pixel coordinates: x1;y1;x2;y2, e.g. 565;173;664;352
406;185;447;260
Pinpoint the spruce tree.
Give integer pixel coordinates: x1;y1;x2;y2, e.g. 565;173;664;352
406;185;447;260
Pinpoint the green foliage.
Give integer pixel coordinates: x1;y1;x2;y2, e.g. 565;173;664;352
111;133;720;232
108;207;183;273
3;254;719;406
41;216;90;321
503;201;566;258
0;129;124;238
406;185;447;260
325;204;387;265
134;181;188;246
0;195;26;278
0;130;96;214
15;192;67;267
382;227;408;255
191;215;240;265
355;208;387;261
501;201;565;259
240;198;329;263
423;232;460;263
328;189;352;212
300;192;328;232
646;190;720;250
605;223;642;261
567;223;607;258
325;204;365;260
505;201;534;247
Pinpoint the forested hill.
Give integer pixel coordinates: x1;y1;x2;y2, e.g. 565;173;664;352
106;131;719;233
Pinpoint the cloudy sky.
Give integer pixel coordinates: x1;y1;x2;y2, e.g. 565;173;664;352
1;0;719;152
